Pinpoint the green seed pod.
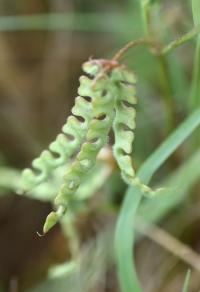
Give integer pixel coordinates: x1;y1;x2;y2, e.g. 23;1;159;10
43;212;59;234
21;58;157;233
112;66;155;195
21;62;102;191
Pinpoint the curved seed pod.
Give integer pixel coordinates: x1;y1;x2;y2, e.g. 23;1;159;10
54;115;114;207
112;66;155;195
20;57;158;234
43;205;66;234
43;60;117;233
21;63;102;191
55;61;116;207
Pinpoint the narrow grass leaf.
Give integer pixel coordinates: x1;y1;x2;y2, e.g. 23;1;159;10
139;150;200;224
190;0;200;110
115;108;200;292
182;270;191;292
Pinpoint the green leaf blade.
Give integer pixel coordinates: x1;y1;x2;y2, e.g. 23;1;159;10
115;108;200;292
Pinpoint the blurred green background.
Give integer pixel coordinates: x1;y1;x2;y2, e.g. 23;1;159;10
0;0;200;291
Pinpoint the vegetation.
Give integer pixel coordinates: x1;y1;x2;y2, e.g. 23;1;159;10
0;0;200;291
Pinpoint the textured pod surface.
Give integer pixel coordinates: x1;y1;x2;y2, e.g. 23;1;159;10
43;60;118;232
112;67;137;182
53;62;116;207
20;58;156;233
112;66;155;194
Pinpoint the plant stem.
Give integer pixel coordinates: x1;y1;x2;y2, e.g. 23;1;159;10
190;0;200;110
162;25;200;54
112;38;158;61
140;0;151;36
113;26;200;61
190;0;200;149
61;212;80;259
157;53;176;131
141;0;175;132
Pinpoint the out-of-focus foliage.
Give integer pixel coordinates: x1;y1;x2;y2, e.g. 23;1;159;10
0;0;200;292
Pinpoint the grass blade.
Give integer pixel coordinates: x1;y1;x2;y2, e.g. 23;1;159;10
190;0;200;110
115;108;200;292
139;150;200;224
182;270;191;292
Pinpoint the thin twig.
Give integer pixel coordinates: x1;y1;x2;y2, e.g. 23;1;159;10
112;38;159;61
136;218;200;272
112;25;200;62
162;25;200;54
